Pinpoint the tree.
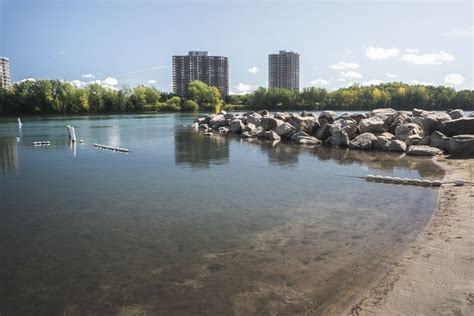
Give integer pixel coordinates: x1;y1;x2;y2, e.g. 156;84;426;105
182;100;199;112
187;80;222;111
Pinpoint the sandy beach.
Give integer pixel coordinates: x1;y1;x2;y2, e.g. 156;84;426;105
349;157;474;315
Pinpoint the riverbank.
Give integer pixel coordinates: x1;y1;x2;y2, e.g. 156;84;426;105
349;156;474;315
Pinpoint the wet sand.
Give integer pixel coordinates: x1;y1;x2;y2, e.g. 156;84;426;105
349;157;474;315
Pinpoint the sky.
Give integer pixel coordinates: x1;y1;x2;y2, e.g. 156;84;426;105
0;0;473;93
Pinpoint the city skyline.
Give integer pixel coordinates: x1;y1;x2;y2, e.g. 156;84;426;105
0;0;472;93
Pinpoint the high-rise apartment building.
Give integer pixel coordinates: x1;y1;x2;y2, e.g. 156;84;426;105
0;57;12;89
172;51;229;96
268;50;300;90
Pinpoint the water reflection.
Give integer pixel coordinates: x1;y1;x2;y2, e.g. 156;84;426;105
0;138;19;173
174;128;229;169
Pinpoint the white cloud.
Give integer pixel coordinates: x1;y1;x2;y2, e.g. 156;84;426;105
147;80;157;85
404;48;419;53
102;77;119;86
362;79;384;86
337;78;346;82
340;71;362;79
248;66;260;74
386;73;397;78
400;50;455;65
81;73;96;79
16;78;36;83
309;79;330;86
410;80;434;86
70;80;86;88
236;83;254;94
444;26;474;38
444;73;464;85
330;61;360;70
366;46;400;59
127;65;170;74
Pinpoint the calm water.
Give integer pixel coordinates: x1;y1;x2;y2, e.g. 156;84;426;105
0;113;443;315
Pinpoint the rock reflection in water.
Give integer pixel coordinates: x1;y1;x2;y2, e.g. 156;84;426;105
174;128;229;168
0;138;19;173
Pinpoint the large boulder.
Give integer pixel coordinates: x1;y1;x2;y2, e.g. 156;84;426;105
260;117;284;131
441;118;474;136
421;112;451;134
405;134;429;146
287;114;319;133
447;109;464;120
368;108;397;126
395;123;424;141
447;135;474;156
407;145;443;156
374;132;396;149
348;133;377;150
242;123;256;133
291;131;321;145
318;111;337;125
274;112;290;121
384;140;407;152
264;131;281;141
209;114;225;126
412;108;429;117
358;116;387;133
329;119;357;147
245;113;262;125
390;112;411;133
274;122;296;138
315;124;332;141
430;131;449;151
229;119;245;133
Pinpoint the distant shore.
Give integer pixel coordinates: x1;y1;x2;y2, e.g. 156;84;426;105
349;156;474;315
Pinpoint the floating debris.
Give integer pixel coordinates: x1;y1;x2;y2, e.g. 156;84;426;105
33;141;51;146
93;143;129;153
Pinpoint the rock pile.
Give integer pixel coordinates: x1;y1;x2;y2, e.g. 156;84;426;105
192;108;474;157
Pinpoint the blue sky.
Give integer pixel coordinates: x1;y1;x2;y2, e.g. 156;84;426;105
1;0;472;93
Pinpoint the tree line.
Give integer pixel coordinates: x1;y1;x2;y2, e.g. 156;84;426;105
1;80;472;115
227;83;473;111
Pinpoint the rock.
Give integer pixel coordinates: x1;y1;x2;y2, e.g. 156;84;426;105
349;113;367;124
198;124;209;130
405;134;430;146
358;116;387;133
255;127;266;138
291;131;321;145
229;119;245;133
224;113;235;120
407;145;444;156
373;132;395;149
470;112;474;118
412;108;429;117
390;112;410;132
287;114;319;133
447;109;464;120
430;131;449;150
274;112;290;121
395;123;424;141
209;114;225;125
315;124;332;141
300;111;315;117
265;131;281;141
194;116;207;124
191;122;199;130
219;110;227;115
275;122;296;138
218;127;229;134
442;118;474;136
318;111;337;125
240;131;254;138
368;108;397;126
257;110;270;116
261;117;284;131
348;132;377;150
245;113;262;125
421;112;451;134
242;123;256;132
447;135;474;156
329;119;357;147
384;140;407;152
295;136;322;145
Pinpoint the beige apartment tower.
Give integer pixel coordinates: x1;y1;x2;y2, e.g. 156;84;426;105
268;50;299;90
172;51;229;96
0;57;12;89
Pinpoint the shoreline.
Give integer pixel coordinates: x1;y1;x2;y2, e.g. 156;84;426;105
348;156;474;315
